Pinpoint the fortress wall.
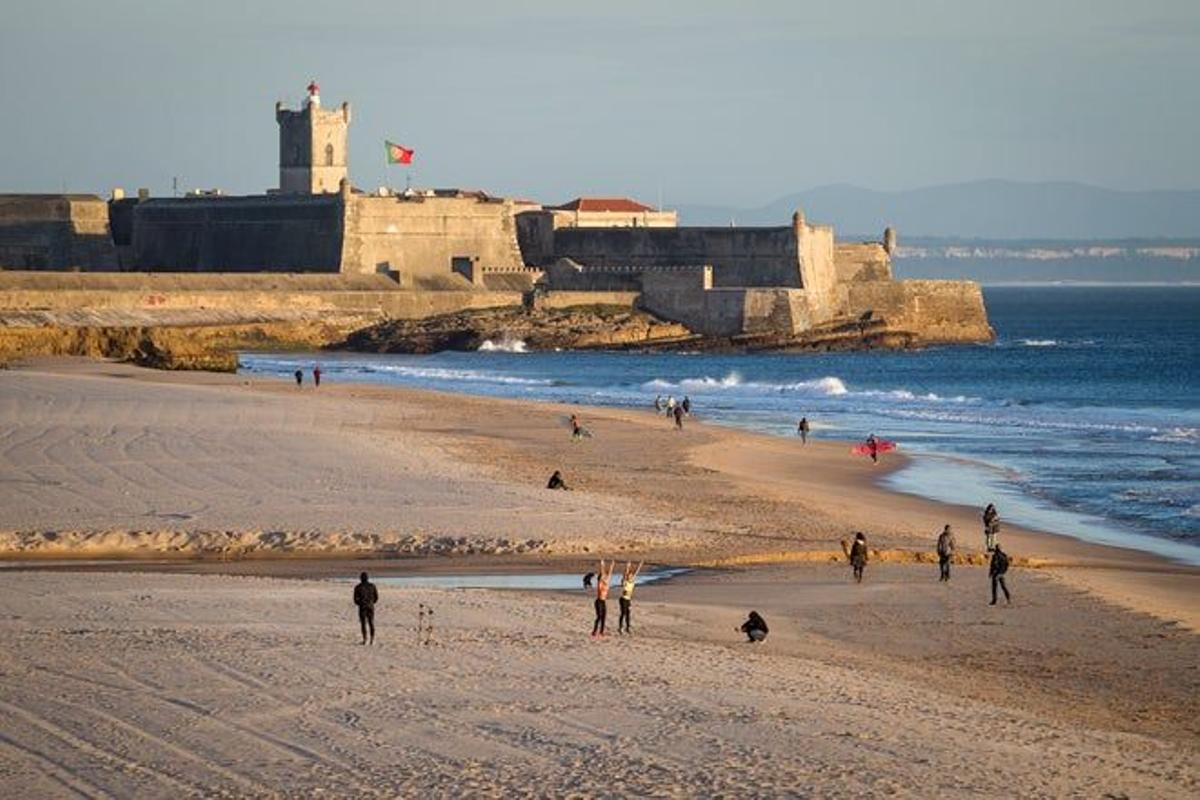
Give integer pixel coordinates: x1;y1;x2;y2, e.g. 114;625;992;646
795;223;836;319
550;227;803;288
639;268;713;332
842;280;994;343
530;291;639;311
516;210;556;265
0;272;523;321
834;242;893;283
342;196;526;285
0;195;118;270
130;195;343;272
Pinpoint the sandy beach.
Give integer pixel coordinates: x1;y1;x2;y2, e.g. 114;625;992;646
1;358;1197;797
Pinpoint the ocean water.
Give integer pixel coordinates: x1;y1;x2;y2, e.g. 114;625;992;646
240;286;1200;565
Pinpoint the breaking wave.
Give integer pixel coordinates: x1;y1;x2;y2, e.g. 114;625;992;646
640;373;973;404
352;364;551;386
478;338;528;353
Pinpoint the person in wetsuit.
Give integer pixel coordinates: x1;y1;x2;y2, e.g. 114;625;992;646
353;572;379;645
797;417;810;444
294;369;303;387
740;611;769;643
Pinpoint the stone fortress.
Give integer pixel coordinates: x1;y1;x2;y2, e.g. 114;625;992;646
0;83;992;349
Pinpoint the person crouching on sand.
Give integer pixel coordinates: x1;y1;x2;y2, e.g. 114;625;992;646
353;572;379;645
936;524;956;582
849;532;868;583
547;470;570;490
592;559;615;637
617;561;643;635
740;611;769;643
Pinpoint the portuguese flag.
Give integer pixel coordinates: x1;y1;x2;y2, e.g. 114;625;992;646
385;141;414;165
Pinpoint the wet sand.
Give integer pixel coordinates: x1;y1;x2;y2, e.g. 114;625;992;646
0;358;1197;796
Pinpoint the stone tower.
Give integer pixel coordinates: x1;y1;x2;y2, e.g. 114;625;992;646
275;81;351;194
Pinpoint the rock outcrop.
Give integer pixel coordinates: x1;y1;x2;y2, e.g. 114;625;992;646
341;304;694;353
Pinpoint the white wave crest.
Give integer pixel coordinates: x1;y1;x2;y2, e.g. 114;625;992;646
478;338;528;353
642;373;848;397
639;373;979;404
1149;427;1200;444
1021;339;1059;347
359;364;550;386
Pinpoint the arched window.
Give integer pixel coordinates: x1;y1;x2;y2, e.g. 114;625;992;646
325;143;334;166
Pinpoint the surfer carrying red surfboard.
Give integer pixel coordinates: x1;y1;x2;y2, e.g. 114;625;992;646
850;434;896;463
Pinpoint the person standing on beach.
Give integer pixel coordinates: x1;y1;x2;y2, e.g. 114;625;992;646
673;404;684;431
936;524;956;582
983;504;1000;553
617;561;643;635
849;532;868;583
797;417;810;444
866;434;879;464
353;572;379;645
681;396;691;415
313;365;321;387
666;396;676;416
592;559;614;637
989;545;1012;605
294;369;303;387
654;395;663;413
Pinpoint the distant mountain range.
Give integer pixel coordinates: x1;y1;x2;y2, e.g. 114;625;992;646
675;180;1200;240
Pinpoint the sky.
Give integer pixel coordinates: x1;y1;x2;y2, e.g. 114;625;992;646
2;0;1198;208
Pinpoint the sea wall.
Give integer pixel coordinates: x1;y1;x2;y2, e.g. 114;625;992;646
840;280;993;344
342;194;526;287
0;195;118;270
130;195;344;272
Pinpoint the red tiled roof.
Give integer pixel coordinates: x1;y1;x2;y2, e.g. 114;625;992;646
552;197;656;212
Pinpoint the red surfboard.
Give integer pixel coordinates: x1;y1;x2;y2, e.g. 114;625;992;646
850;440;897;456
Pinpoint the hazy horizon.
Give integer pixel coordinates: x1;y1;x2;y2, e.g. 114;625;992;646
2;1;1198;209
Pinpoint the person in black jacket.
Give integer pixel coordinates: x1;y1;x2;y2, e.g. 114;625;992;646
547;470;570;490
740;611;769;643
849;532;869;583
353;572;379;644
989;545;1012;606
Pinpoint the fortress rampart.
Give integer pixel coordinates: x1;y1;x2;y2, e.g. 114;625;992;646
129;194;344;272
0;195;117;270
